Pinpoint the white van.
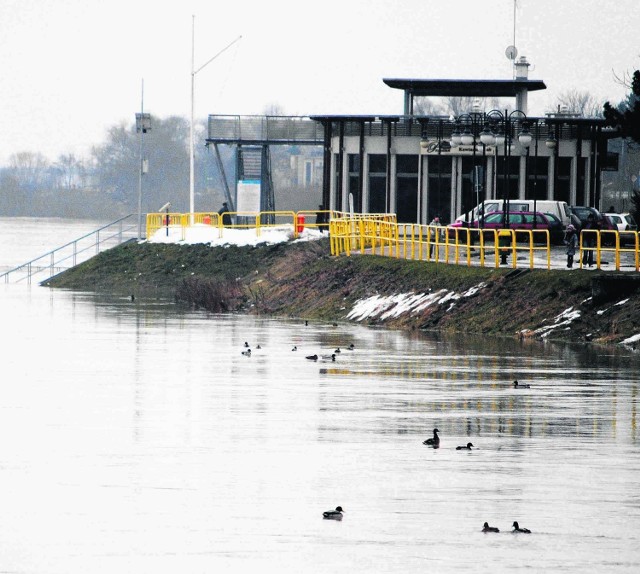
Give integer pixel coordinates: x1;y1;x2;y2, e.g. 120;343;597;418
455;200;571;227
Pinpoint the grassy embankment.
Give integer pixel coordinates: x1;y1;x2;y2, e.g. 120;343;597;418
46;238;640;345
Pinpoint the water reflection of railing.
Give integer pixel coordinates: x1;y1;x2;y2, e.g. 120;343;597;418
1;214;138;285
315;348;638;440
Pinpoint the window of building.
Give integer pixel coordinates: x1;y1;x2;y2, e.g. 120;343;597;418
527;156;548;201
495;155;520;201
395;154;418;223
368;154;387;213
556;157;572;205
427;156;452;223
348;154;362;212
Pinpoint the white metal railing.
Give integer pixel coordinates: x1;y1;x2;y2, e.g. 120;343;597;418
1;214;138;285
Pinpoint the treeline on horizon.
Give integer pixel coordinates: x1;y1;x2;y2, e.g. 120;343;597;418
0;114;322;221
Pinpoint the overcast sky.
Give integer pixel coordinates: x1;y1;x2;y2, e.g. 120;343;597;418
0;0;637;164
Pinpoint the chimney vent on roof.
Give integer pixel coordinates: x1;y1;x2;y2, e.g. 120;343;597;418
515;56;530;79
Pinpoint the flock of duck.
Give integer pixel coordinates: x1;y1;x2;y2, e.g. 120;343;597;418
422;427;533;534
241;341;357;363
240;339;533;533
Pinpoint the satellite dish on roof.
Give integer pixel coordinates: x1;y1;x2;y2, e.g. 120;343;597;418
505;45;518;60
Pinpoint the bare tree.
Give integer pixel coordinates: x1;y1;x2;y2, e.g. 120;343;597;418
413;97;445;116
55;153;82;190
8;151;50;190
263;103;286;116
555;89;604;118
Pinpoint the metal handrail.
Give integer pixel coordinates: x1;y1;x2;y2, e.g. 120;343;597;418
330;215;640;272
1;214;138;284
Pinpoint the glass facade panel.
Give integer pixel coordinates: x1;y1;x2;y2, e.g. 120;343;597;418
427;156;452;223
395;154;418;223
495;154;520;201
368;154;387;213
527;156;548;201
556;157;572;205
348;154;361;212
461;157;487;217
333;154;343;210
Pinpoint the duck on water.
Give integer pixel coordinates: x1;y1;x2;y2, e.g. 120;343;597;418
512;521;531;533
323;506;344;520
423;428;440;447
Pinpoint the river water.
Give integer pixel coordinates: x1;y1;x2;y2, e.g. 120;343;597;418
1;217;639;573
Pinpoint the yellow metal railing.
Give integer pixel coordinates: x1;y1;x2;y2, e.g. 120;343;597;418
329;213;640;271
146;210;333;241
145;209;640;272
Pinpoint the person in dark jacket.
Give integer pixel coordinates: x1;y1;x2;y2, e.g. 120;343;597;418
581;213;598;266
218;202;232;226
316;205;328;233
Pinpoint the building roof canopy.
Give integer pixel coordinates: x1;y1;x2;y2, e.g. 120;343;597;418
383;78;547;97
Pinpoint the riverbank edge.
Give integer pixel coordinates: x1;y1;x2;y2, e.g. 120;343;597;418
44;238;640;347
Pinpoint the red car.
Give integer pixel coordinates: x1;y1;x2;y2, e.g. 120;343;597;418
447;211;563;244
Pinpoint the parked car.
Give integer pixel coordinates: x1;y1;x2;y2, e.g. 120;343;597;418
569;206;616;231
448;211;562;244
604;213;626;232
623;213;638;231
456;199;571;228
570;206;617;245
605;212;638;244
541;212;566;245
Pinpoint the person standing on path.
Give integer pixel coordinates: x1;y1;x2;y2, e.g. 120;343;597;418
564;224;579;268
429;216;441;258
218;202;232;226
581;213;598;267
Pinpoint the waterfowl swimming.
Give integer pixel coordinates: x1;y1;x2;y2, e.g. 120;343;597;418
456;442;474;450
323;506;344;520
320;354;336;361
482;522;499;533
347;343;355;350
306;354;318;361
512;521;531;533
334;348;341;353
513;380;531;389
423;428;440;446
291;346;297;351
244;341;250;347
241;349;251;356
256;344;262;349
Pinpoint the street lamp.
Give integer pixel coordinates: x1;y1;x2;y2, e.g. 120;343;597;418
485;109;530;228
135;81;151;240
453;111;492;228
189;16;241;225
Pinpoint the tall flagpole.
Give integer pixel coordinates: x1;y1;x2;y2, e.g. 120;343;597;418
189;15;241;225
189;15;196;225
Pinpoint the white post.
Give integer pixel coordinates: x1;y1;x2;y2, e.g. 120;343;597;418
138;79;144;240
189;15;196;226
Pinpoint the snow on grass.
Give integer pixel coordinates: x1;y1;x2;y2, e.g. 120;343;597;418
621;333;640;345
346;282;487;322
147;224;325;247
532;306;581;339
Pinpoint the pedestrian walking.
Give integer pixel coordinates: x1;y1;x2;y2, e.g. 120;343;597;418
429;216;441;258
564;224;579;268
